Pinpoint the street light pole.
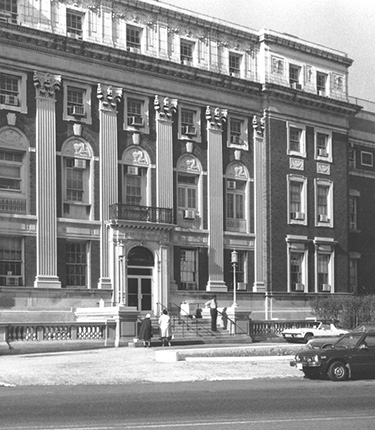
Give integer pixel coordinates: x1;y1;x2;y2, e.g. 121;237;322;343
231;250;238;308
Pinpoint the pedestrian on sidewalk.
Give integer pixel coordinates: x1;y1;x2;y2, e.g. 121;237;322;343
139;314;153;347
205;296;218;332
158;309;172;346
221;307;228;330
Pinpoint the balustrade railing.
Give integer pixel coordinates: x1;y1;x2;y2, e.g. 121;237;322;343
249;319;318;339
109;204;174;224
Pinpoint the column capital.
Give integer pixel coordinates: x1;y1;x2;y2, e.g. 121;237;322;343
205;106;227;131
33;71;61;98
252;113;266;137
97;83;122;112
154;95;178;121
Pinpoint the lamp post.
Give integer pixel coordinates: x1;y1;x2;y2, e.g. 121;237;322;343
231;250;238;308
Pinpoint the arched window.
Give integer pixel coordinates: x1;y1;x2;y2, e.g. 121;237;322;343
61;138;93;219
225;162;249;233
122;147;150;206
176;154;202;227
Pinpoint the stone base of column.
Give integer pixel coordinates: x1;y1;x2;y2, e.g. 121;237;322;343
252;282;266;292
97;277;113;290
34;276;61;289
206;281;228;292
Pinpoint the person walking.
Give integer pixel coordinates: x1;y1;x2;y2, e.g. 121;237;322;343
205;296;218;332
158;309;172;346
139;314;153;347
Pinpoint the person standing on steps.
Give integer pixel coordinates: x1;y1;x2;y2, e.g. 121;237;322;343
158;309;172;346
139;313;153;347
205;296;218;332
221;307;228;330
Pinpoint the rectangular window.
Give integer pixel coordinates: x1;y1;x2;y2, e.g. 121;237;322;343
288;126;304;154
66;159;84;202
178;175;197;210
227;180;245;220
229;53;241;76
317;72;327;95
290;252;303;288
127;98;143;126
288;176;306;223
315;180;333;226
66;242;86;287
67;10;83;39
0;73;19;106
0;237;22;286
180;249;197;290
0;0;17;23
0;149;22;191
290;182;302;213
349;197;357;230
316;132;329;158
289;64;301;87
317;253;330;291
229;118;242;144
317;185;328;216
180;40;194;65
349;259;358;293
126;25;141;49
180;108;196;135
67;87;85;117
125;172;142;205
361;151;373;167
348;148;356;168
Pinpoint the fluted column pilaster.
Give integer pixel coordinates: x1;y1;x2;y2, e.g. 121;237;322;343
97;84;122;290
252;114;267;292
33;71;61;289
206;106;228;292
154;95;177;209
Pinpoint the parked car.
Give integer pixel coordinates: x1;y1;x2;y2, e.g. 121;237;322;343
281;321;348;343
290;330;375;381
307;323;375;349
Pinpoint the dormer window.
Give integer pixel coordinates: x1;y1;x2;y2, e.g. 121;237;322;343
289;64;302;89
229;53;241;77
126;25;141;52
317;72;328;96
66;10;83;39
180;40;194;66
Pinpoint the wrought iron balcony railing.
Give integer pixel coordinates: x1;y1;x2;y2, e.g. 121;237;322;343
109;204;174;225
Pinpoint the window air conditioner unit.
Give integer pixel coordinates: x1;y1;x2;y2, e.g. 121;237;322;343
70;105;85;117
74;159;86;169
127;47;140;53
185;282;196;290
183;209;196;220
0;11;11;22
227;180;236;190
230;71;240;78
67;32;82;40
318;90;326;96
291;82;302;90
128;116;144;126
322;283;331;292
237;282;247;291
182;125;197;136
230;135;242;144
5;276;20;286
318;148;328;157
294;283;304;291
291;212;305;220
127;166;139;175
319;214;329;222
1;94;19;106
181;59;193;66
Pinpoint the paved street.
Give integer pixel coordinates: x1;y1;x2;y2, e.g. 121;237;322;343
0;345;298;386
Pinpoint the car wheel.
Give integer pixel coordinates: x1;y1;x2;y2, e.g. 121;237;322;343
328;361;348;381
304;333;313;343
303;369;321;380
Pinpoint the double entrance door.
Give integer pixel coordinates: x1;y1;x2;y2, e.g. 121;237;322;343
127;269;152;311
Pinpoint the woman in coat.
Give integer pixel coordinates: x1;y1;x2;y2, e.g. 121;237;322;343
139;314;153;347
158;309;171;346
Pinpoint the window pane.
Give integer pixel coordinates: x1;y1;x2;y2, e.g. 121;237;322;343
289;128;301;152
0;237;22;285
290;182;302;212
66;242;86;287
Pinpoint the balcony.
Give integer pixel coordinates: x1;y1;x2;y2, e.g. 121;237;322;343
109;204;174;225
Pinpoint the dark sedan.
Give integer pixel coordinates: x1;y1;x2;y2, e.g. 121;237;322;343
291;330;375;381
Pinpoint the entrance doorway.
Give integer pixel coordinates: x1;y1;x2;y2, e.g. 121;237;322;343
127;246;154;312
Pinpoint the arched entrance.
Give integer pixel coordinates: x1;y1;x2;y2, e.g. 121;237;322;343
127;246;154;312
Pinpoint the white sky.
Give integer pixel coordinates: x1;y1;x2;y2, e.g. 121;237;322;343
161;0;374;102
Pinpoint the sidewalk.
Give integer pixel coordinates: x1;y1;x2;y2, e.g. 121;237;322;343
0;343;303;387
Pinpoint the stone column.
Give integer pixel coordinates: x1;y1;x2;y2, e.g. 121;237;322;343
252;114;267;292
154;95;178;209
97;84;122;290
33;71;61;289
205;106;228;292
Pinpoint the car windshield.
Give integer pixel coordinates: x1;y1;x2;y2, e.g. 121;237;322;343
334;333;363;348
